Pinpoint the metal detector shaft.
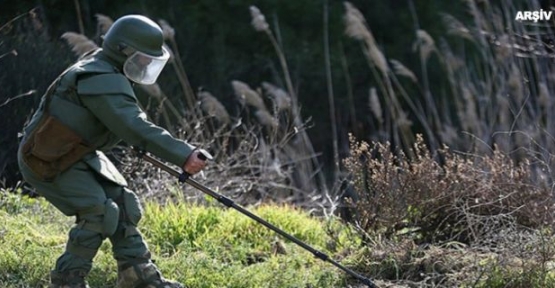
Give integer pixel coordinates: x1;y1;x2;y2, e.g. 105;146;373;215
140;152;377;288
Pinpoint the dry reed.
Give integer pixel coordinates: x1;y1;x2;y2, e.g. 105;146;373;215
262;82;291;112
95;14;113;35
198;91;230;125
60;32;98;57
249;6;269;33
231;80;267;111
343;2;388;75
413;29;436;62
368;87;383;124
390;59;417;83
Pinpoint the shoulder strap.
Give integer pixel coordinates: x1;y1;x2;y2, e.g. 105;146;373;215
43;68;72;114
43;51;100;114
77;73;135;97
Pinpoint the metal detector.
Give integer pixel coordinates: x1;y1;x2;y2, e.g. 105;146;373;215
136;149;377;288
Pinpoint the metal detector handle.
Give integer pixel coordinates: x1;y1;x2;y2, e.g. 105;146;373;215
179;148;213;181
195;148;213;161
137;151;378;288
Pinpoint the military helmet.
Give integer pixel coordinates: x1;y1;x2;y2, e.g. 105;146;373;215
103;15;165;58
102;15;169;84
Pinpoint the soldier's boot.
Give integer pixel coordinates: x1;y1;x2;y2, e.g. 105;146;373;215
48;270;90;288
116;262;185;288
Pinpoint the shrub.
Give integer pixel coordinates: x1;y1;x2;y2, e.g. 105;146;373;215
344;134;555;244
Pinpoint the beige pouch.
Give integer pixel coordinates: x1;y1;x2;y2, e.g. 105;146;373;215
22;114;94;181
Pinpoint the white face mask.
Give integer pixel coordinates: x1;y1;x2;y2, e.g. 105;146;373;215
123;46;169;85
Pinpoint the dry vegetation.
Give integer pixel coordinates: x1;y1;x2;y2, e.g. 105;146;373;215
339;1;555;286
57;9;335;212
345;135;555;243
344;135;555;286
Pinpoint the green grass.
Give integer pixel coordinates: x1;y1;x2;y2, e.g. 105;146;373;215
0;192;360;288
4;190;555;287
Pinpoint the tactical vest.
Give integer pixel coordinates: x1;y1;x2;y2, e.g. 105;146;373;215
20;50;129;182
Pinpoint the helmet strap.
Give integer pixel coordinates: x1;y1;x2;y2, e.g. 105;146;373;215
118;44;136;57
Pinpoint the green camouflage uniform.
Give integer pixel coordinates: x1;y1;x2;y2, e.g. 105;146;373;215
18;48;191;287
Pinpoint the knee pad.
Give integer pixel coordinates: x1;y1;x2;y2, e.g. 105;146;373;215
67;200;120;260
76;199;120;238
120;188;143;226
103;199;120;236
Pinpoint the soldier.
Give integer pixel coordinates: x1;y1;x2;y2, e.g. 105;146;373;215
17;15;205;288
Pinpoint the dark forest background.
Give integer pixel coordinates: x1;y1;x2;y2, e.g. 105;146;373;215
1;0;554;188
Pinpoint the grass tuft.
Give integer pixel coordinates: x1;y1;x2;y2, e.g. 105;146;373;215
0;192;356;287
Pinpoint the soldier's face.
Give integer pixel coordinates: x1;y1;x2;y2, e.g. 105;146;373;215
136;54;153;66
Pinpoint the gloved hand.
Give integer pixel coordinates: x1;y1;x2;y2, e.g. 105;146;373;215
182;149;210;175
